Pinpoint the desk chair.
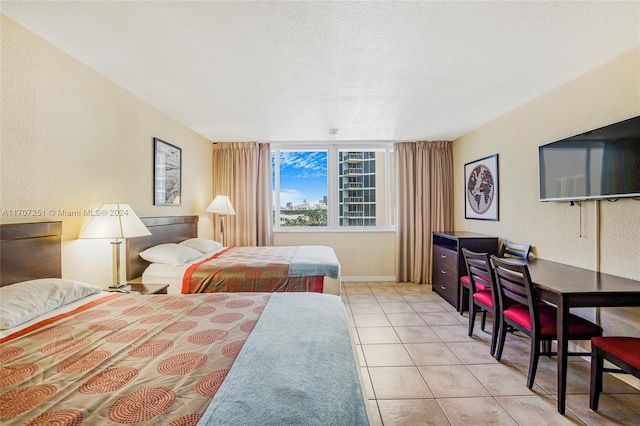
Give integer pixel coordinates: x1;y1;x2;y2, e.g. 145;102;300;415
491;255;602;389
462;248;499;356
499;241;532;259
590;336;640;410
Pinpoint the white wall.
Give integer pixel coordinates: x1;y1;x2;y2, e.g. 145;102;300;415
1;16;214;287
453;46;640;337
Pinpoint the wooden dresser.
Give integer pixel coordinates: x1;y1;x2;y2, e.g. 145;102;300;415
431;231;498;310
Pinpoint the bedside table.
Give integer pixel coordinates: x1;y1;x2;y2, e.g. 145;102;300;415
128;283;169;295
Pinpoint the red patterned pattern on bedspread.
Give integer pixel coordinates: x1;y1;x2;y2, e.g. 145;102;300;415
183;246;323;294
0;292;270;425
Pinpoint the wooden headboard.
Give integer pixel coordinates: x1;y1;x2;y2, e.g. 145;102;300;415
126;215;198;281
0;221;63;286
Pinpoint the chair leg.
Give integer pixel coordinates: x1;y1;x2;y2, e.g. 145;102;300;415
468;300;477;337
495;318;508;361
459;285;467;315
489;312;499;356
481;310;487;331
590;347;604;410
526;337;541;389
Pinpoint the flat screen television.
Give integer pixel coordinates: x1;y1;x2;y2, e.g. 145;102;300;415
539;116;640;202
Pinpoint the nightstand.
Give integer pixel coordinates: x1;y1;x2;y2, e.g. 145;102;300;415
128;283;169;295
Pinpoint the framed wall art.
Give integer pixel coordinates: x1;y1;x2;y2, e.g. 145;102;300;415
154;138;182;206
464;154;498;221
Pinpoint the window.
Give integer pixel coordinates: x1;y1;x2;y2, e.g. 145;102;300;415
272;144;394;230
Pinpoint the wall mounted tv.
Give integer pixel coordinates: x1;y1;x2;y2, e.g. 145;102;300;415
539;115;640;202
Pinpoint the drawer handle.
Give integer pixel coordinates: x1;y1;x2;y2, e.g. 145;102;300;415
440;254;447;259
440;270;446;275
440;285;446;290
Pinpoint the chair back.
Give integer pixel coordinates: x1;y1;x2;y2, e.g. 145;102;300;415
462;248;496;296
490;255;539;331
499;241;532;259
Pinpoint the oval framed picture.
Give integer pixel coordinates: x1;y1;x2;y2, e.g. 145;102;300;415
464;154;499;221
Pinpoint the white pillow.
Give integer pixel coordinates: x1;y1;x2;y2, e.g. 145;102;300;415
179;238;223;253
0;279;103;330
139;243;203;266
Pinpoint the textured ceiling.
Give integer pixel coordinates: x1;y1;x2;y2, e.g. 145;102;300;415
2;1;639;142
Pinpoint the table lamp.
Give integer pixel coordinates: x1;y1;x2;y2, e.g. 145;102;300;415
206;195;236;246
79;203;151;288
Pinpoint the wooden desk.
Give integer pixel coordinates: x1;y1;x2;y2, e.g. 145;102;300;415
522;258;640;414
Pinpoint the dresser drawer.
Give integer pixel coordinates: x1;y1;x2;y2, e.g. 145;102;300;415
433;245;457;270
432;262;458;307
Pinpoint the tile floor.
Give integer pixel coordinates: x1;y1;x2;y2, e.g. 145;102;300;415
342;281;640;426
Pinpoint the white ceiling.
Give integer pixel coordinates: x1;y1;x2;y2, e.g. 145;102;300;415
2;1;639;142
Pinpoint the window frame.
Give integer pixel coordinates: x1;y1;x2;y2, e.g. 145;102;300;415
272;142;395;232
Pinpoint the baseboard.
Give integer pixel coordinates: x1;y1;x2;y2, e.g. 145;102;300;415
342;276;396;282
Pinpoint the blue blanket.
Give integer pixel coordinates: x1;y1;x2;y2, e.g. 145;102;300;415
198;293;369;426
289;245;340;279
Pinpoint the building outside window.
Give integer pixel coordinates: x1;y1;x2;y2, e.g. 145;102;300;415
272;144;394;230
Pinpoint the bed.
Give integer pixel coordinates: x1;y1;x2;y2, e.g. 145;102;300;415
0;221;369;425
125;216;342;295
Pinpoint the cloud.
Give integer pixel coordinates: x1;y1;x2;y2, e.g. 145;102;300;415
275;189;306;205
279;151;327;178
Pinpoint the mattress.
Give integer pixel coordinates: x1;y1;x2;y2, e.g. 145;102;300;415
142;246;341;295
0;291;368;425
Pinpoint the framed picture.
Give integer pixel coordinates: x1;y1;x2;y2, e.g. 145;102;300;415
154;138;182;206
464;154;499;221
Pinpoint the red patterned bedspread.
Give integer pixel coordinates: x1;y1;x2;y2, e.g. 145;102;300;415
0;292;270;425
183;246;323;294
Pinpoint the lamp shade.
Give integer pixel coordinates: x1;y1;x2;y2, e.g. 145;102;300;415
79;204;151;239
206;195;236;215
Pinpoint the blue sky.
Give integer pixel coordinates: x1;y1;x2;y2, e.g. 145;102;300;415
273;151;327;207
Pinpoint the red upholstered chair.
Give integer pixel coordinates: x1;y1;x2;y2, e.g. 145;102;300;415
490;255;603;389
459;240;530;315
590;336;640;410
462;248;499;355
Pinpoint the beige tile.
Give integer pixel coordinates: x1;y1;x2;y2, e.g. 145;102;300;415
350;302;384;314
404;342;462;366
418;365;490;398
496;395;584;425
437;396;517;425
565;393;640;425
360;367;376;400
380;302;415;313
378;399;449;425
446;341;497;364
349;326;361;344
355;344;366;366
374;293;406;303
347;286;374;295
387;313;427;327
353;313;391;327
609;393;640;413
394;326;442;344
394;285;431;295
419;312;462;326
568;360;640;394
409;301;447;312
402;293;436;303
512;360;590;395
467;362;547;396
368;366;433;399
358;327;401;344
431;324;483;343
348;294;379;304
362;344;414;367
367;400;383;426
